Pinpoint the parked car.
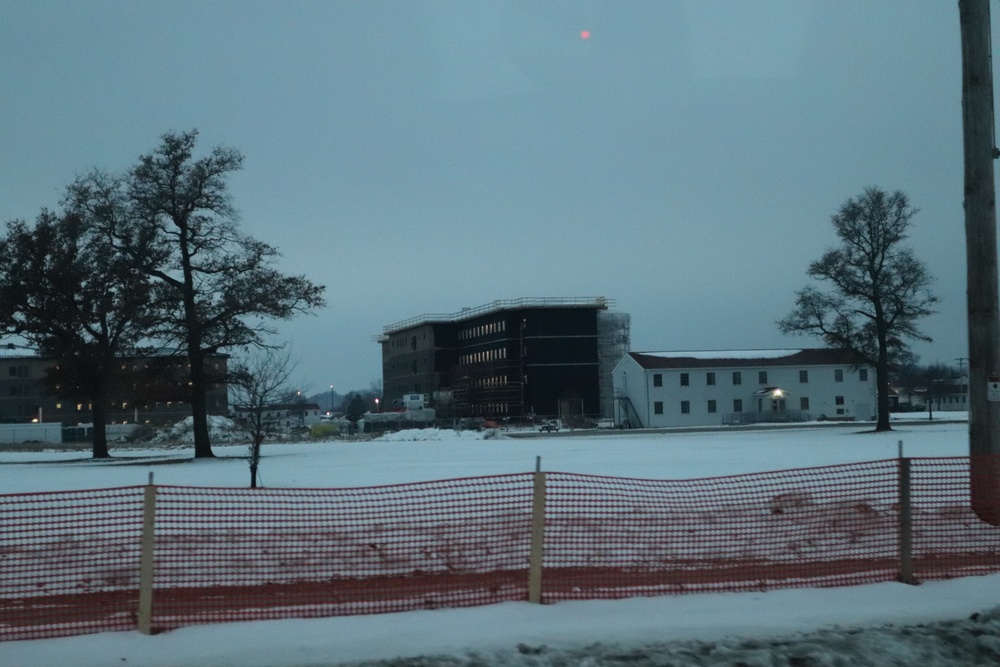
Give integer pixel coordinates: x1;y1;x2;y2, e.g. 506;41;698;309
456;417;485;431
538;419;561;433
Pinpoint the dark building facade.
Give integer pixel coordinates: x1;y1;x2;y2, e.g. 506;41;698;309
0;348;229;426
379;298;630;421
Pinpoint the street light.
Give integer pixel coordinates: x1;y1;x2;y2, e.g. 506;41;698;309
375;397;380;413
330;385;335;416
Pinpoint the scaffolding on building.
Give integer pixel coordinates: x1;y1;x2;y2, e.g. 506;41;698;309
597;310;631;420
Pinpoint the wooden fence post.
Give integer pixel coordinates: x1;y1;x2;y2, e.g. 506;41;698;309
897;455;916;585
137;473;157;634
528;457;546;604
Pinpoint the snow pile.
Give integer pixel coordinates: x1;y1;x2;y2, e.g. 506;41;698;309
375;427;504;442
361;608;1000;667
7;578;1000;667
150;416;244;444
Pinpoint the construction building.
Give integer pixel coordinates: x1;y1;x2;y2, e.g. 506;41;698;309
378;297;630;422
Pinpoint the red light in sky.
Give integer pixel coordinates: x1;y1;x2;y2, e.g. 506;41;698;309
580;30;590;40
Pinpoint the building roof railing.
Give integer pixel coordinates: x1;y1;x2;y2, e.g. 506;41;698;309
378;297;614;339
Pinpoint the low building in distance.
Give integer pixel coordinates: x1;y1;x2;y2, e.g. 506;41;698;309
614;349;875;428
231;401;324;429
0;346;229;428
378;297;630;422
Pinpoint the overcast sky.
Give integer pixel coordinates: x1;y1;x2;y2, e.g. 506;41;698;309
0;1;980;394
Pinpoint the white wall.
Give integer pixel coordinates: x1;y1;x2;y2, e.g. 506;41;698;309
0;422;63;444
613;359;877;428
234;407;326;428
612;355;651;427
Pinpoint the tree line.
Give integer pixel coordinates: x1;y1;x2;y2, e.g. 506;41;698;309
0;130;326;459
892;357;968;410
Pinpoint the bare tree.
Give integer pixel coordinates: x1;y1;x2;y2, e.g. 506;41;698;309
229;346;297;488
921;362;964;421
126;130;326;458
0;201;160;458
778;187;939;432
344;393;368;435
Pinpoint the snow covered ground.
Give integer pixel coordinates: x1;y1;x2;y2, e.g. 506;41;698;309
4;416;1000;666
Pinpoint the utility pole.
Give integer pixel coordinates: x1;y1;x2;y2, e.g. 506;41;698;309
957;357;970;413
959;0;1000;524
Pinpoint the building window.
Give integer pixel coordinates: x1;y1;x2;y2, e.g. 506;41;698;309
835;369;844;382
653;373;662;387
733;371;742;385
758;371;767;384
800;397;810;410
835;395;845;405
836;408;845;415
859;368;868;381
799;370;808;383
681;400;690;414
707;399;717;413
706;372;716;386
734;399;743;412
680;373;689;387
654;401;663;415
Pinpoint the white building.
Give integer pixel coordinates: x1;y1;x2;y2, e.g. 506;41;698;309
927;375;969;413
613;349;876;428
232;402;324;429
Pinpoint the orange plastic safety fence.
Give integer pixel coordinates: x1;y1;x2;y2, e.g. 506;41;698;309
147;474;535;633
2;458;999;643
909;457;1000;581
542;460;904;601
0;486;146;641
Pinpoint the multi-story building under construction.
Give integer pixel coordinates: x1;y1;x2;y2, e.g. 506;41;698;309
378;297;630;421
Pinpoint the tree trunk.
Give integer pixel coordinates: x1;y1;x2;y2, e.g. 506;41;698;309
188;343;214;458
90;400;110;459
870;301;893;432
874;361;892;432
249;432;263;488
180;215;214;459
874;331;892;432
189;368;214;457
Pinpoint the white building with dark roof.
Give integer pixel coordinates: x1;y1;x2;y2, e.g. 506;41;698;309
612;349;876;428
